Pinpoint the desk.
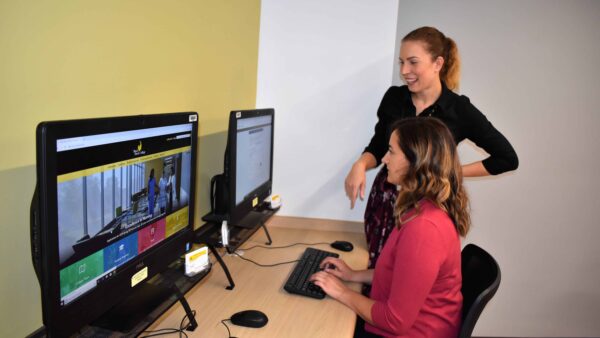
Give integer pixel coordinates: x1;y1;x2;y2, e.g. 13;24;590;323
147;216;367;338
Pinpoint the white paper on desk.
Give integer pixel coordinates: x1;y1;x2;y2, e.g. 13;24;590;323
185;246;209;276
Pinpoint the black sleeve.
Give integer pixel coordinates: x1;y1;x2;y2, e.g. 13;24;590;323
460;96;519;175
364;87;401;166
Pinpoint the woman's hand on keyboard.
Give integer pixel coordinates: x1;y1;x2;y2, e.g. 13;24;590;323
309;270;349;300
319;257;355;282
320;257;374;284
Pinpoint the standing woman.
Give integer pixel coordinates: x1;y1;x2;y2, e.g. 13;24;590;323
344;26;518;270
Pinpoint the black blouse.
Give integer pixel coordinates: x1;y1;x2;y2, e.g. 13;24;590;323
364;83;518;175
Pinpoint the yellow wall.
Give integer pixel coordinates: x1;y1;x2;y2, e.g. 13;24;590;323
0;1;261;336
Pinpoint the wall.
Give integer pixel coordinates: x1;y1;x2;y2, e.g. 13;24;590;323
256;0;400;220
258;0;600;336
395;1;600;336
0;1;260;336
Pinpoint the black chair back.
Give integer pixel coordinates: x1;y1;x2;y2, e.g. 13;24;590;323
459;244;501;338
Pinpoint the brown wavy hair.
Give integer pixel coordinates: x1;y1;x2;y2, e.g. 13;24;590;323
402;26;461;91
392;117;470;236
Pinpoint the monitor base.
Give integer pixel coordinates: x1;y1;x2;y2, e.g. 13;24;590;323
232;210;266;229
202;212;228;223
91;283;172;333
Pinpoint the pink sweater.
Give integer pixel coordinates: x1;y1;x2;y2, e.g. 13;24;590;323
365;200;462;338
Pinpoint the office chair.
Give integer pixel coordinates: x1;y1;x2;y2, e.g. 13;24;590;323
459;244;501;338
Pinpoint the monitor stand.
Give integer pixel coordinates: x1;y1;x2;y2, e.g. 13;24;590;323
232;210;265;229
92;283;172;333
91;280;198;334
230;210;273;247
202;212;228;223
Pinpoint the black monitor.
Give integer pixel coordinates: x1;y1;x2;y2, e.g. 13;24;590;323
31;112;198;337
225;108;274;228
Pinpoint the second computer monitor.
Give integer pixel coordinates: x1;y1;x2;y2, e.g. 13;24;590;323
226;108;274;228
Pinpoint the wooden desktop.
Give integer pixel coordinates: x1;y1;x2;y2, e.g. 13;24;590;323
147;216;368;338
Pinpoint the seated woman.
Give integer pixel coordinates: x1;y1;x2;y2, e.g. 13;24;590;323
311;117;470;338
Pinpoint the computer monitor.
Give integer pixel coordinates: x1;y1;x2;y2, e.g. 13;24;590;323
31;112;198;337
225;108;274;228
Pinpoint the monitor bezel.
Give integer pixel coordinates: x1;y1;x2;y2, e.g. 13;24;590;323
226;108;274;226
35;112;198;337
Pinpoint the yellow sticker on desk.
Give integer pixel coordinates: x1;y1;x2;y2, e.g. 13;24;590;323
252;197;258;207
131;267;148;287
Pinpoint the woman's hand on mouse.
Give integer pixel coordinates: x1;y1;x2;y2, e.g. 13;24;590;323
319;257;356;282
310;270;349;300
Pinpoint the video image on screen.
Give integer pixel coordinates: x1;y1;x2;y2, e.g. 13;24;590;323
55;129;193;305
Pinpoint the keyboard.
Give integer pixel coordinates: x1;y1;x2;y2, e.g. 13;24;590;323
284;247;339;299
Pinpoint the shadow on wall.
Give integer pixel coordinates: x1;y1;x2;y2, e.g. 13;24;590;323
196;130;227;219
0;164;43;336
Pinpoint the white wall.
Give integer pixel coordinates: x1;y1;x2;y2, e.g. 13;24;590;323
258;0;600;337
256;0;399;220
395;1;600;336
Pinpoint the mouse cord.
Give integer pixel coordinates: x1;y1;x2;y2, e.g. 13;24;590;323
239;242;330;251
232;251;300;267
139;309;196;338
221;319;237;338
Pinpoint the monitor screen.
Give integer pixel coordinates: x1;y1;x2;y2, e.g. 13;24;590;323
235;114;272;205
33;112;198;336
226;109;274;228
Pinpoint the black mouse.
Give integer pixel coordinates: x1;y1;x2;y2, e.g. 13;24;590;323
230;310;268;328
331;240;353;252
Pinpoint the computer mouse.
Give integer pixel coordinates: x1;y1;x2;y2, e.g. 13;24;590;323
331;240;354;252
230;310;268;328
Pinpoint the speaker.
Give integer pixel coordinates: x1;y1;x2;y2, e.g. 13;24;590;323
210;174;228;215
